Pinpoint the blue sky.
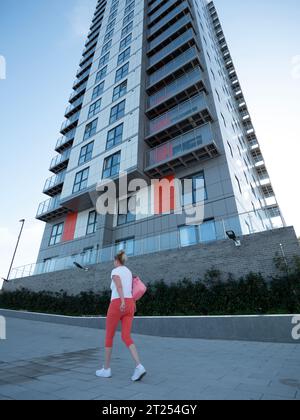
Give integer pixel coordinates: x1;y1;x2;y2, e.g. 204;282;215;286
0;0;299;278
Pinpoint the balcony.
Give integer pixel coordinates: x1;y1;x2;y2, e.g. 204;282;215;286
145;124;219;177
149;0;184;26
43;171;66;197
148;0;168;15
148;15;193;55
36;195;69;222
148;1;191;40
148;28;196;72
146;67;205;118
69;81;87;103
60;111;80;135
50;149;71;174
72;68;90;90
55;129;76;153
147;46;201;91
76;57;93;78
146;93;213;146
65;96;83;118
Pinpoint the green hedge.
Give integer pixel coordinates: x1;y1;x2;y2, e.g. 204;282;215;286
1;257;299;316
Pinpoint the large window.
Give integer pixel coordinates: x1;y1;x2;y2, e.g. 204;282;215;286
115;238;134;256
106;124;123;149
86;210;98;235
103;152;121;178
101;40;112;55
123;10;134;26
99;52;110;68
118;47;130;66
92;82;104;101
179;219;217;247
73;168;89;193
182;172;207;206
104;29;114;43
112;81;127;102
79;142;94;165
88;99;101;119
120;34;132;51
49;223;64;246
117;197;136;226
115;62;129;83
83;119;98;140
121;22;133;38
109;100;125;124
95;66;107;84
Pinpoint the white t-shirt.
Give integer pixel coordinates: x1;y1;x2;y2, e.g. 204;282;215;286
111;266;133;301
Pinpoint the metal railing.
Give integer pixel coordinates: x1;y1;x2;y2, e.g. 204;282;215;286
50;149;71;170
36;194;61;218
145;123;214;168
148;1;190;38
148;67;202;109
56;129;76;151
43;171;66;193
9;210;284;281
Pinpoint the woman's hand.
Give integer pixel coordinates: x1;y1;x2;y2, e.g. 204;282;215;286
120;300;126;312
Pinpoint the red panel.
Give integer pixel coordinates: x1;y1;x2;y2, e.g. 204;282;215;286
154;175;175;215
62;212;78;242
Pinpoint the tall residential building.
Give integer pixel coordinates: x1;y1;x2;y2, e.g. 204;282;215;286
35;0;284;271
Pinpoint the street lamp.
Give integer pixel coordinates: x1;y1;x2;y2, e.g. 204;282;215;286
1;219;25;282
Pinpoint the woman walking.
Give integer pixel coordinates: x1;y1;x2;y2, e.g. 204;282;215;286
96;250;146;381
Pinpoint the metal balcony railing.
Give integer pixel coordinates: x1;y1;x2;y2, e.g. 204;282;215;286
148;47;198;88
55;129;76;152
147;93;208;137
147;67;203;110
148;1;190;38
50;149;71;171
148;28;195;68
149;0;182;25
43;171;66;194
69;82;88;102
36;195;62;218
60;112;80;133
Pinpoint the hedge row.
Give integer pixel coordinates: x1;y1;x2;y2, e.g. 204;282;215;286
0;257;299;316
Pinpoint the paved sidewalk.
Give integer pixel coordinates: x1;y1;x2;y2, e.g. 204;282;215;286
0;317;300;400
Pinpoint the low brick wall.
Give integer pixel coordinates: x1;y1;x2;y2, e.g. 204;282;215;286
1;309;299;344
2;227;300;296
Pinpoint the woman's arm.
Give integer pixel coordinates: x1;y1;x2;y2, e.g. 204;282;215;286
112;275;126;311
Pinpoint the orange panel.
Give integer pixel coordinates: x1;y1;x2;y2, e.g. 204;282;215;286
62;212;78;242
154;175;175;215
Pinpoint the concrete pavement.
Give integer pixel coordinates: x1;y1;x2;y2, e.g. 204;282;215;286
0;317;300;400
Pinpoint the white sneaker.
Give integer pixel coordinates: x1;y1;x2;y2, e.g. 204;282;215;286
131;364;147;382
96;367;112;378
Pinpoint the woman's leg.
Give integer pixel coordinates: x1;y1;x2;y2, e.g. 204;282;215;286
105;301;120;369
121;302;142;367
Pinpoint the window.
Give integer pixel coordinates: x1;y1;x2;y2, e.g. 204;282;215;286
49;223;64;246
79;142;94;165
88;99;101;119
118;47;130;66
103;152;121;178
102;40;112;55
199;220;216;243
108;10;117;23
73;168;89;193
124;1;135;15
115;238;134;256
86;210;98;235
95;66;107;83
182;172;207;206
109;100;125;124
118;196;136;225
123;11;134;26
112;80;127;101
179;226;197;247
106;18;116;32
83;119;98;140
106;123;123;149
104;29;114;43
120;34;132;51
99;52;110;68
92;81;104;100
121;22;133;38
115;62;129;82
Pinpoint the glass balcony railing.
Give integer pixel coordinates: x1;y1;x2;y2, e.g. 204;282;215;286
148;15;192;53
147;93;207;137
36;194;62;218
43;171;66;193
69;82;87;102
149;0;180;25
56;129;76;151
61;112;80;132
76;57;93;77
148;67;203;110
50;149;71;171
148;0;164;14
145;124;214;168
65;97;84;117
148;1;190;38
148;29;195;68
73;68;90;89
148;47;198;87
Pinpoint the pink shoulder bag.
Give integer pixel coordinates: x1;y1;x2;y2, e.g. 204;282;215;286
132;276;147;301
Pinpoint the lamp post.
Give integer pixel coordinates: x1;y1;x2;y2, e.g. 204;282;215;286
2;219;25;282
